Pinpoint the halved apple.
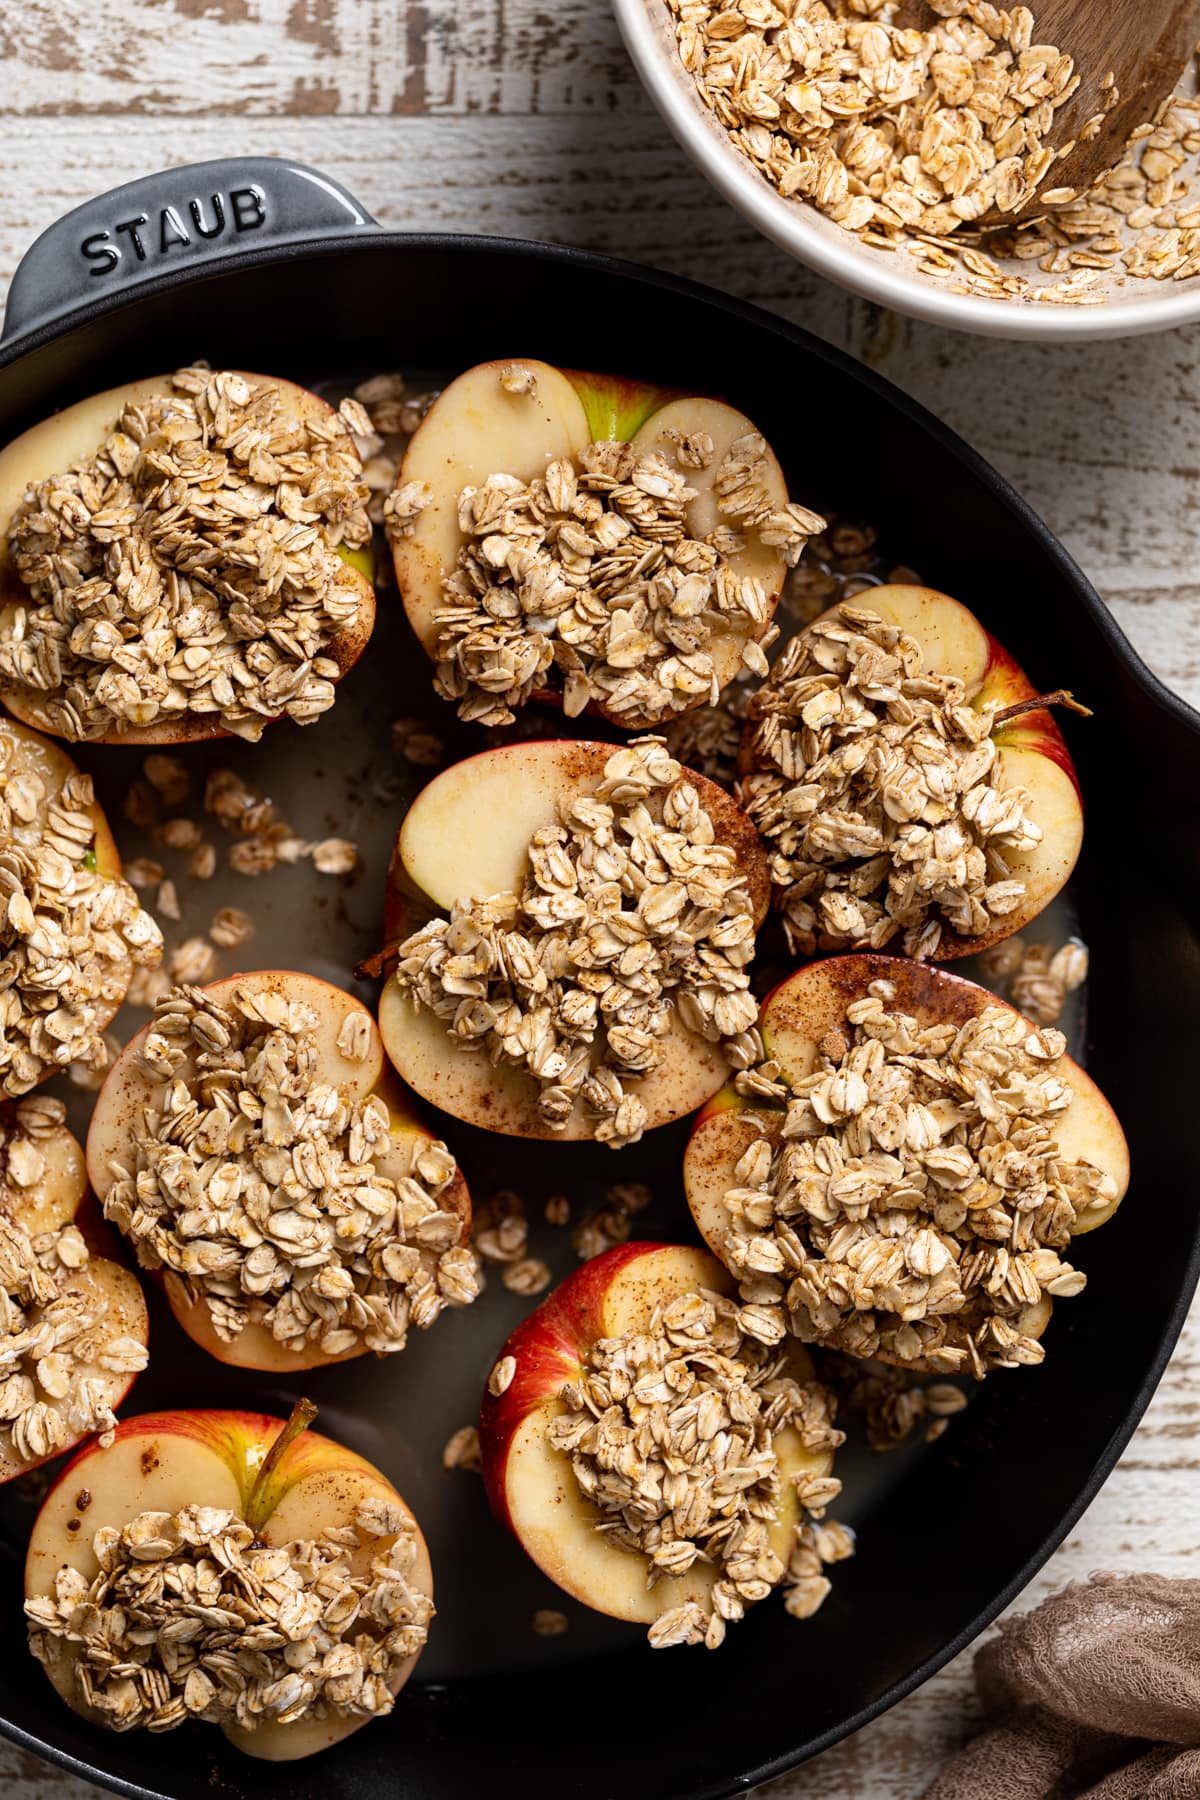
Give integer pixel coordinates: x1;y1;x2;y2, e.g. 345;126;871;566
739;585;1085;958
479;1242;836;1627
0;714;161;1095
375;738;770;1140
684;954;1129;1374
25;1406;432;1760
86;969;472;1372
0;371;375;745
0;1101;148;1483
392;356;795;728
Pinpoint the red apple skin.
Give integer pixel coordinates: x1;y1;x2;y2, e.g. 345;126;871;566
0;372;375;748
978;629;1080;799
479;1240;654;1531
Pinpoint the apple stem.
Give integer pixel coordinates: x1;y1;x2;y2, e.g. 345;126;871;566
246;1397;317;1533
992;689;1093;728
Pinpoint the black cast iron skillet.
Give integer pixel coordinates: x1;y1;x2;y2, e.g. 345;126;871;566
0;158;1197;1800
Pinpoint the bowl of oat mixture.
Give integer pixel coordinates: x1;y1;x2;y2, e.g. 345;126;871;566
615;0;1200;339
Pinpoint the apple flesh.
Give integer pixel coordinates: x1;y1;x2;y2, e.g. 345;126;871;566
86;969;470;1372
0;1105;148;1483
479;1242;835;1625
391;357;791;728
684;954;1129;1371
376;738;770;1140
25;1407;432;1760
0;372;375;746
739;584;1085;959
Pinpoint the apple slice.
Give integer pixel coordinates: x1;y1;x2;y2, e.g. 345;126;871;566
87;969;473;1372
479;1243;838;1632
739;585;1085;959
0;1100;148;1483
376;738;770;1141
0;715;162;1096
0;370;375;745
392;357;798;728
25;1404;432;1760
684;954;1129;1375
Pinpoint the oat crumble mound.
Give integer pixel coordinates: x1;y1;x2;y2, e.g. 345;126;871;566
0;1096;147;1466
548;1286;845;1649
394;738;762;1149
2;367;372;743
26;1497;432;1735
389;394;823;727
740;603;1040;961
728;978;1117;1376
0;731;162;1095
100;983;480;1357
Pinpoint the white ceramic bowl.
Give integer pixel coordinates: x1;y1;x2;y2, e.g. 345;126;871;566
614;0;1200;342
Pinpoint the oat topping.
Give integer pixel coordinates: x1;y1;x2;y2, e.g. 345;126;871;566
393;382;823;728
2;368;371;743
665;0;1200;307
548;1286;843;1649
823;1352;970;1451
393;739;761;1148
725;978;1116;1375
572;1181;654;1261
741;604;1039;960
531;1608;569;1636
0;734;162;1094
0;1098;147;1466
100;982;480;1358
25;1497;432;1735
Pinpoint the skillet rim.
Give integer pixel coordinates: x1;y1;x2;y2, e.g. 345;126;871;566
0;227;1196;1800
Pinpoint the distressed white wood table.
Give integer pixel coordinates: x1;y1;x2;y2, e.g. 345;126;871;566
0;5;1197;1796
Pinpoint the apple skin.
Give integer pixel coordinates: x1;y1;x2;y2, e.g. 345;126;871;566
479;1242;835;1625
25;1408;432;1762
0;1108;148;1485
739;585;1085;960
391;357;791;729
374;739;771;1141
86;969;470;1373
683;953;1129;1371
0;372;375;747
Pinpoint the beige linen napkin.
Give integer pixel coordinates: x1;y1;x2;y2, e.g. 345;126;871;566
921;1574;1200;1799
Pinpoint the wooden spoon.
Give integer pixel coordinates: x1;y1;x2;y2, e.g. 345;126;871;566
897;0;1200;224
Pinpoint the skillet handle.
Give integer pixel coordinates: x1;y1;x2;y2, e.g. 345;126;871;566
2;157;378;343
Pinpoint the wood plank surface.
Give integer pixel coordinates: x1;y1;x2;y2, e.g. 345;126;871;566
0;5;1197;1794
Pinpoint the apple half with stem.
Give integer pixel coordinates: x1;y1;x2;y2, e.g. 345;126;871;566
86;969;471;1373
374;738;770;1140
478;1242;836;1628
391;356;793;728
684;954;1130;1373
0;1101;148;1483
0;372;375;745
25;1401;432;1760
739;584;1086;959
